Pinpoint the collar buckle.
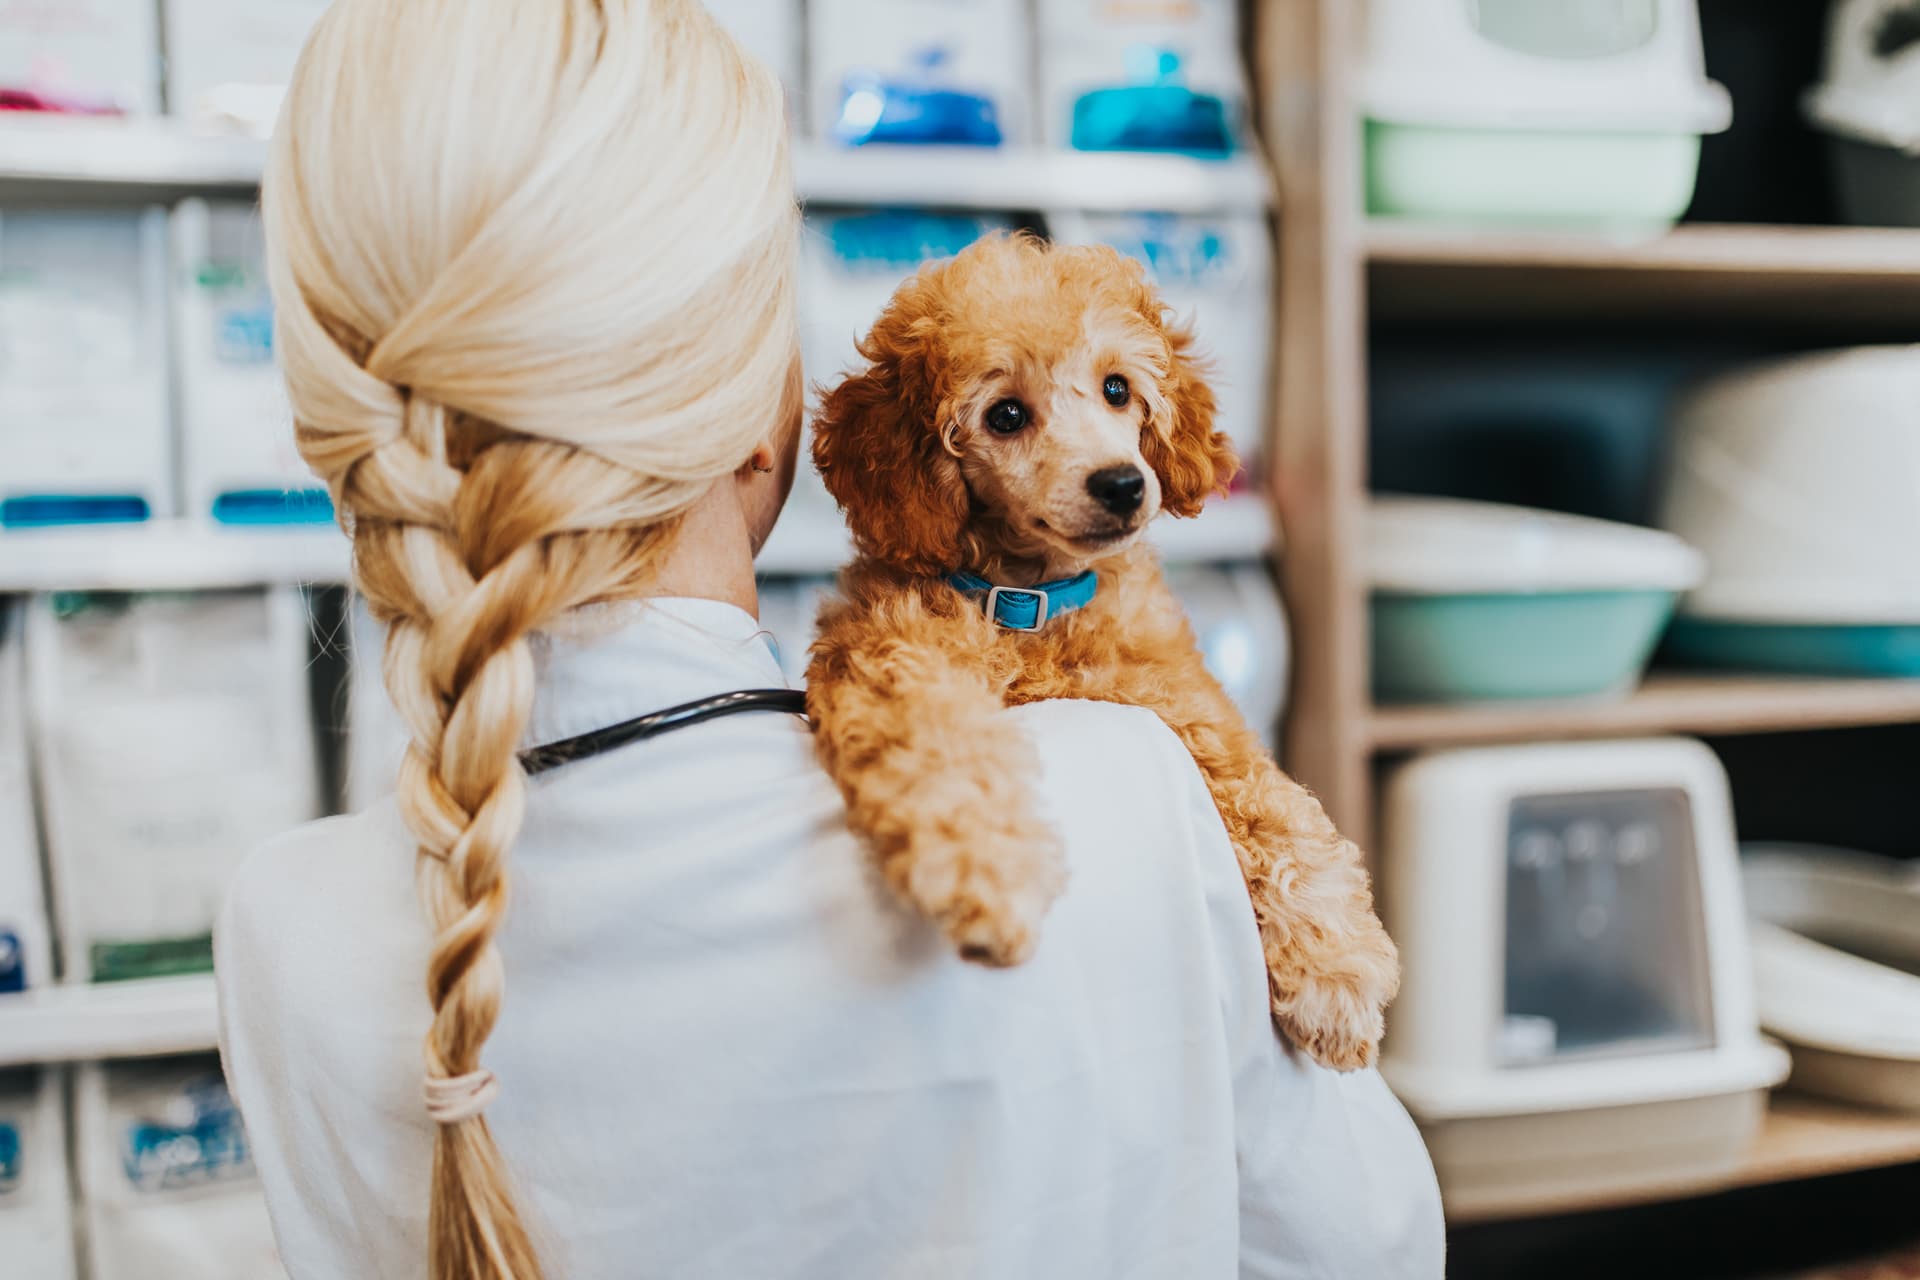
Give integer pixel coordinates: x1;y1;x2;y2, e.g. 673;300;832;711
985;584;1048;632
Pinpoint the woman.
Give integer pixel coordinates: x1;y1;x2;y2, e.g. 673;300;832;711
215;1;1444;1277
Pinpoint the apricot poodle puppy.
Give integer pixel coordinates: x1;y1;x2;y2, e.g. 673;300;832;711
806;231;1398;1069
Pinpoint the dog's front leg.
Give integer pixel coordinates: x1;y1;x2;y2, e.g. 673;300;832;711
1095;645;1399;1070
806;622;1066;966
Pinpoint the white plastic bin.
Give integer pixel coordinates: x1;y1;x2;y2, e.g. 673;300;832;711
807;0;1030;146
26;590;320;983
1047;210;1272;470
173;200;330;526
75;1056;284;1280
0;603;53;995
1805;0;1920;225
0;210;173;528
1659;347;1920;675
161;0;327;136
0;0;159;115
0;1068;76;1280
1034;0;1248;155
1360;0;1731;226
1380;738;1789;1211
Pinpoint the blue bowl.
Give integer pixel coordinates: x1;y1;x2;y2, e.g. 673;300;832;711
1665;618;1920;677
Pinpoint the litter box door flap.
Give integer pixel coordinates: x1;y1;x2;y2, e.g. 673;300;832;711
1500;785;1717;1065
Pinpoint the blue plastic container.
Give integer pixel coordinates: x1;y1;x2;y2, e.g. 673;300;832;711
1665;618;1920;678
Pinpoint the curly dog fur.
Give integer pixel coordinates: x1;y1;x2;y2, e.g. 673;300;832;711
805;232;1398;1070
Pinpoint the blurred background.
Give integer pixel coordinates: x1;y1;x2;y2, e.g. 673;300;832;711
1;1;1919;1277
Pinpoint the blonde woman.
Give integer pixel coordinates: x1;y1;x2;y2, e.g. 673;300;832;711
214;1;1442;1276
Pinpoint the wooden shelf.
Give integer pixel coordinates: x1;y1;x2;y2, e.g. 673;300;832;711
1367;672;1920;751
1447;1093;1920;1225
1367;221;1920;331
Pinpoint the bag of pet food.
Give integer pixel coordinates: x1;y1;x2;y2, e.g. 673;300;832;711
0;602;52;995
26;589;320;983
1048;210;1272;470
808;0;1032;145
1036;0;1250;154
74;1056;284;1280
0;1068;77;1280
796;209;1015;516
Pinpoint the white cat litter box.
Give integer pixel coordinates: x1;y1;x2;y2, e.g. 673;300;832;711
1805;0;1920;225
1380;738;1790;1214
0;210;173;528
1369;496;1704;702
1048;211;1272;469
1659;347;1920;675
1360;0;1731;226
1744;843;1920;1111
174;200;331;526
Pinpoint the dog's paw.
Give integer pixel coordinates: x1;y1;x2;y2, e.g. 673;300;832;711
1270;931;1400;1072
904;843;1063;969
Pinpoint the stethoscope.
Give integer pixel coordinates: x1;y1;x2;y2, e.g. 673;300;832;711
518;688;809;778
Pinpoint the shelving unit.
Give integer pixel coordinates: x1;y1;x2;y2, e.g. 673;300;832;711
0;493;1275;592
0;115;1273;213
1254;0;1920;1234
0;977;219;1069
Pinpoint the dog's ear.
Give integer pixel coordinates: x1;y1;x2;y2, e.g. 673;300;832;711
813;289;971;576
1140;320;1238;518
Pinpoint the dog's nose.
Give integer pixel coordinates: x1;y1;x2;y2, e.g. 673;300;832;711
1087;466;1146;516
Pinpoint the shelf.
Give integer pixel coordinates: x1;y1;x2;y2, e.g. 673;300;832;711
1367;221;1920;331
1367;672;1920;752
0;495;1274;593
0;117;1273;213
1447;1093;1920;1224
0;976;219;1067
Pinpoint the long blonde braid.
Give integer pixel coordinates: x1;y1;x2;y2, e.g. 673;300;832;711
262;2;798;1276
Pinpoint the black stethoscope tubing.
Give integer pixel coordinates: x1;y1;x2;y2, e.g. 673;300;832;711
518;688;809;777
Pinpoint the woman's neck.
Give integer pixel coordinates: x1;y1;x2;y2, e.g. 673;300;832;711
642;477;762;619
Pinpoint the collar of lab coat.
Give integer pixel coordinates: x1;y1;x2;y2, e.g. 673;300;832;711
522;597;787;751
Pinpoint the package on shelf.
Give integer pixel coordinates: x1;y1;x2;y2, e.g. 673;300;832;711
755;576;837;686
75;1055;283;1280
808;0;1031;146
173;200;329;527
1048;210;1271;471
161;0;328;136
343;597;408;811
705;0;802;126
0;1067;76;1280
0;0;159;116
797;209;1014;515
0;210;173;529
0;603;52;994
1165;563;1289;755
1035;0;1248;155
25;589;320;983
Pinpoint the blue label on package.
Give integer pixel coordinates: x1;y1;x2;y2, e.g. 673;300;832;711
121;1075;254;1193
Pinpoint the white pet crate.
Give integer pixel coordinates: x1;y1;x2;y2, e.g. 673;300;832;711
1380;737;1789;1211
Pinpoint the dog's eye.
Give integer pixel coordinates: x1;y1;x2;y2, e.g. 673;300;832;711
985;399;1029;435
1103;375;1130;408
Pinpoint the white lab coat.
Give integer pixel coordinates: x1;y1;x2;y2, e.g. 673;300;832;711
216;597;1443;1279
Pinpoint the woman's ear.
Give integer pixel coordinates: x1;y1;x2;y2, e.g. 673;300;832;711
812;306;970;575
1141;323;1239;518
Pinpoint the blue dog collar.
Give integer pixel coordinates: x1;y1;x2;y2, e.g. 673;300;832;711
947;570;1099;632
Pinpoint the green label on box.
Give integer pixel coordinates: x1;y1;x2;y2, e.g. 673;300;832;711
90;935;215;984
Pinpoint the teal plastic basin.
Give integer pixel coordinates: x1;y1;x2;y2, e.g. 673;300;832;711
1365;120;1702;228
1665;618;1920;677
1372;589;1680;703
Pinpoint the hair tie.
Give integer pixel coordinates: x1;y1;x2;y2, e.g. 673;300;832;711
424;1068;500;1125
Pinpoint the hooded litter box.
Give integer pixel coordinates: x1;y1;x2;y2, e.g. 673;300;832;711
1360;0;1731;227
1805;0;1920;225
1380;738;1790;1215
1369;496;1704;703
1744;844;1920;1111
1659;347;1920;675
